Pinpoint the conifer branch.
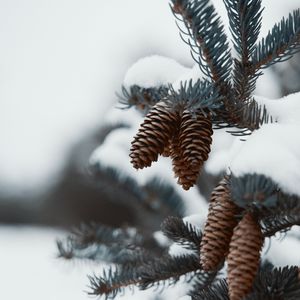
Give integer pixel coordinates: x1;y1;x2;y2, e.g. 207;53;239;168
230;173;279;209
117;85;169;113
246;266;300;299
228;174;300;236
168;79;222;113
251;9;300;71
191;269;220;293
191;279;229;300
170;0;232;88
90;165;185;218
224;0;263;101
225;0;263;59
161;216;202;252
88;266;141;299
57;239;154;264
142;178;186;217
217;98;271;134
88;254;206;298
69;223;139;247
138;253;202;289
259;193;300;237
57;223;163;264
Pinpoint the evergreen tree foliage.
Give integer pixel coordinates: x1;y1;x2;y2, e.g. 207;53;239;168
58;0;300;299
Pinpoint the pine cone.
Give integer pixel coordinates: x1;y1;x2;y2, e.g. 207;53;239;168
179;110;213;169
130;101;179;169
161;140;172;157
227;212;264;300
170;134;199;190
200;177;240;271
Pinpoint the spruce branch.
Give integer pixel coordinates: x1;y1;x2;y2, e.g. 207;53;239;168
228;174;300;236
117;85;169;113
191;279;229;300
168;79;222;113
259;193;300;237
224;0;263;59
69;223;139;247
58;238;154;264
213;96;271;135
142;178;186;217
89;164;145;206
161;216;202;253
88;266;141;299
224;0;263;101
251;9;300;71
138;253;202;289
230;173;279;209
88;254;204;298
57;223;163;264
170;0;232;88
90;165;185;218
66;223;163;256
246;266;300;300
235;98;271;132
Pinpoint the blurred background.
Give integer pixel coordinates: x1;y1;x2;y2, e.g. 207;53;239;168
0;0;299;299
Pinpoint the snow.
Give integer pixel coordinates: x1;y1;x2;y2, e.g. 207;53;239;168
256;93;300;124
206;92;300;196
264;226;300;267
183;214;207;230
0;0;193;193
0;226;100;300
229;123;300;196
172;64;205;90
124;56;191;88
153;230;170;247
0;225;197;300
178;297;192;300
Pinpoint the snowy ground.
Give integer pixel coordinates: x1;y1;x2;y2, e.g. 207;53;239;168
1;225;300;300
0;226;191;300
0;226;99;300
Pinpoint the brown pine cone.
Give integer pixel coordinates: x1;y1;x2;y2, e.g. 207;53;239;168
130;101;179;169
179;110;213;169
200;177;240;271
170;133;199;190
161;140;172;157
227;212;264;300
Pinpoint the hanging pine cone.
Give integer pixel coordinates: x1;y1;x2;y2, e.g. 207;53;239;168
200;177;241;271
170;133;199;190
179;110;213;169
227;212;264;300
130;101;179;169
